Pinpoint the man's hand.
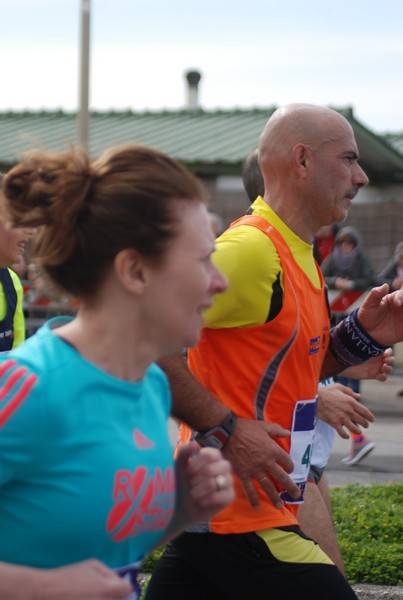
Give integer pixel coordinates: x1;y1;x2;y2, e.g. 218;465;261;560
342;348;394;382
222;418;299;510
162;354;299;511
317;383;374;438
391;276;403;291
358;284;403;346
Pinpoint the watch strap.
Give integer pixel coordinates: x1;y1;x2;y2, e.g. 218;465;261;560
194;410;238;450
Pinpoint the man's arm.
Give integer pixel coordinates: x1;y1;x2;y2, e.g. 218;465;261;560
159;353;300;510
160;353;228;430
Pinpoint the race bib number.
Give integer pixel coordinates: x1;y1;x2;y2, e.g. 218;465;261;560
280;398;317;504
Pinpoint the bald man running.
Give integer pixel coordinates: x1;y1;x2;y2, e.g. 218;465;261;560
146;104;403;600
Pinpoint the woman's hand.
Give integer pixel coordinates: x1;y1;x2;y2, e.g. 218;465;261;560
174;442;234;524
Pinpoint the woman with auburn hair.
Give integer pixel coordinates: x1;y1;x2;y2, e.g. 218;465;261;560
0;144;232;599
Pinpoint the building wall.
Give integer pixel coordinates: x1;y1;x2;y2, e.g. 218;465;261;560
208;188;250;228
356;184;403;204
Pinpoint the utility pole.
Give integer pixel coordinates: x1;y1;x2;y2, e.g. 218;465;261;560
78;0;91;150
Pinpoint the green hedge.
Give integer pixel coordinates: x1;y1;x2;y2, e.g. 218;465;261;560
141;483;403;588
331;483;403;586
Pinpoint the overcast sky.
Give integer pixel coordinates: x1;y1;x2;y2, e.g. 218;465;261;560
1;0;403;133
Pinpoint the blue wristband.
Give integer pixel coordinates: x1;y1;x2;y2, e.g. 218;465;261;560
330;309;389;367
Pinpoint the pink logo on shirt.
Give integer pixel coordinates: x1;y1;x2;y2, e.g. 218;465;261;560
107;466;175;542
133;428;155;449
0;360;38;426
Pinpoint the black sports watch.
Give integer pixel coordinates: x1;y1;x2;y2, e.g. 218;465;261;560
194;410;238;450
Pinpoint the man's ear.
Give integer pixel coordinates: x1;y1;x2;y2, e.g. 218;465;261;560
114;248;148;294
292;143;310;176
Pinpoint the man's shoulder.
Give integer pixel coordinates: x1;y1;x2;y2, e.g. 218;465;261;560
205;220;283;329
214;224;280;280
217;220;277;254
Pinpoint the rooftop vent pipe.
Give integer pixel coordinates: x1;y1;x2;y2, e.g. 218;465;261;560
185;70;202;110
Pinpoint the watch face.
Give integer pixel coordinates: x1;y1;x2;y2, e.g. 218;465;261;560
194;412;237;450
195;428;227;449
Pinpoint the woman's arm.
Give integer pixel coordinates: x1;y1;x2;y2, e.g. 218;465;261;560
0;561;132;600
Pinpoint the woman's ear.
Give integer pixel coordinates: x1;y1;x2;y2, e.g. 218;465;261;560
114;248;147;294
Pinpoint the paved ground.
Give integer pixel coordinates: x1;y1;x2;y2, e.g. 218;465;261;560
328;372;403;487
353;584;403;599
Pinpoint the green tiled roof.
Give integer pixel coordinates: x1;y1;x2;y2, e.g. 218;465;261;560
1;107;403;181
383;132;403;155
0;108;275;172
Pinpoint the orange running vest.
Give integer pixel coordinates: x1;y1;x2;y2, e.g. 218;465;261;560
180;215;331;533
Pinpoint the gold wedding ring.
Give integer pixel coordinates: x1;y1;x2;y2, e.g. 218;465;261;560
215;474;226;491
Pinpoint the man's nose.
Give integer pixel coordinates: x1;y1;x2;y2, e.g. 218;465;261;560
355;163;369;188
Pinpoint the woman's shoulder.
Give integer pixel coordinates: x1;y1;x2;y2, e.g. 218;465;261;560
4;322;72;376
